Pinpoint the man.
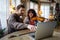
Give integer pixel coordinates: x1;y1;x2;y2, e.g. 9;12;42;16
8;4;35;33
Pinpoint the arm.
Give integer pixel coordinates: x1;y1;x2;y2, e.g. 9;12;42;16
23;17;29;24
8;15;28;30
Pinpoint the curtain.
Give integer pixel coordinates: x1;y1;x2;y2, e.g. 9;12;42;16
0;0;8;29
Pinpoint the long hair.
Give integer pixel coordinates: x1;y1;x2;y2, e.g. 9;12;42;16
27;9;37;20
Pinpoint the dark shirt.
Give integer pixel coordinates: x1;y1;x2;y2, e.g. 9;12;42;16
7;13;28;33
13;13;23;23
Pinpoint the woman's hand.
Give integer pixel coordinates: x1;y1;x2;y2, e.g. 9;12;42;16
27;25;36;31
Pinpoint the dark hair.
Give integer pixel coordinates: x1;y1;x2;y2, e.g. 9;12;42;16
17;4;25;10
27;9;37;20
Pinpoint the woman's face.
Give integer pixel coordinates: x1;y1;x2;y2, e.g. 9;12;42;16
29;12;33;18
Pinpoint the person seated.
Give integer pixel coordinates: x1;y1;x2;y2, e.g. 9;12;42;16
8;5;36;34
24;9;49;32
24;9;45;26
24;9;37;26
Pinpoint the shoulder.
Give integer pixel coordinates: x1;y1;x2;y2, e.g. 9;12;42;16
24;17;29;21
11;13;16;16
9;13;16;18
8;13;16;20
25;17;28;19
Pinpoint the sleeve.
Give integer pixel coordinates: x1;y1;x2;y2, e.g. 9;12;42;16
8;15;28;30
23;17;29;24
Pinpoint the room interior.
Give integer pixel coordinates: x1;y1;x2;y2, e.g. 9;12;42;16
0;0;60;40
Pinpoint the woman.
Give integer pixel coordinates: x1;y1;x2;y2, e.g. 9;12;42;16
24;9;45;26
24;9;48;31
24;9;37;26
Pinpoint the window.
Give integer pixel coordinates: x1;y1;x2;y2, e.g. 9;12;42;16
34;3;38;13
30;2;38;13
12;0;21;7
9;0;21;14
16;0;21;7
30;2;34;9
40;3;50;18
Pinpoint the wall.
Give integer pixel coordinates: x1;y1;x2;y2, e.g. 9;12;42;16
56;0;60;3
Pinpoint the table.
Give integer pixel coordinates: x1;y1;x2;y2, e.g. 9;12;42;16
0;29;60;40
0;29;35;40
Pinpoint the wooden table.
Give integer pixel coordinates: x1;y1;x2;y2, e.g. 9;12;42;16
0;29;60;40
0;29;35;40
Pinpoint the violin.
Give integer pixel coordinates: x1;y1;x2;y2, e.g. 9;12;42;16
31;17;45;22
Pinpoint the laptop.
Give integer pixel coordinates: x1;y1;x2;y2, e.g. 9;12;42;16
35;21;57;40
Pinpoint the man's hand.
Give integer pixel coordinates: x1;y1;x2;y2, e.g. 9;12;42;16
27;25;36;31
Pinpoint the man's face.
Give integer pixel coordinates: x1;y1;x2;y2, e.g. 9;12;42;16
18;7;25;16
